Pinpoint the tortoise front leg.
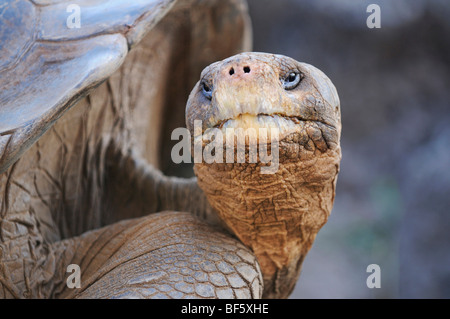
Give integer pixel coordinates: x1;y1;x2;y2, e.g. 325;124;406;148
51;211;263;299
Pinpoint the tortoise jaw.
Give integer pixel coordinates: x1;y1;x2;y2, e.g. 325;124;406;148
196;113;338;155
211;113;305;144
212;113;307;130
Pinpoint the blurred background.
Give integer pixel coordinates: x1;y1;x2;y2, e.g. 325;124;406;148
245;0;450;298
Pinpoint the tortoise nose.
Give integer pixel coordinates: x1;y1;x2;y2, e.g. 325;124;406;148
228;64;251;76
221;60;261;81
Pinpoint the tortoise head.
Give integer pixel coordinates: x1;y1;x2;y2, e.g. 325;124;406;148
186;52;341;150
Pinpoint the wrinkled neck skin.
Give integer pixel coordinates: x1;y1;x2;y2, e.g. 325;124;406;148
194;138;340;298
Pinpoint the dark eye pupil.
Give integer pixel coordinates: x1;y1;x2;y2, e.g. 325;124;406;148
282;71;301;90
288;73;297;82
203;83;210;92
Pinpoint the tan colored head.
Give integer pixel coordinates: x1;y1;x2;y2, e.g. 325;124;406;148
186;52;342;298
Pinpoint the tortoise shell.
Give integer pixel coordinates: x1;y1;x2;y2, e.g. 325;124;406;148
0;0;174;173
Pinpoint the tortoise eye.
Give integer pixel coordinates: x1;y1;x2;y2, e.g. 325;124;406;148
282;72;301;90
201;81;212;100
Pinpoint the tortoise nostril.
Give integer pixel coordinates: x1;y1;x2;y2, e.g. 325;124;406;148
243;66;250;73
229;67;235;76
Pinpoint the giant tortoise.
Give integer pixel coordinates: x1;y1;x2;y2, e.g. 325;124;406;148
0;0;341;298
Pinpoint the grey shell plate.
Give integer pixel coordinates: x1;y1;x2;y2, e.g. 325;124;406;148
0;0;175;173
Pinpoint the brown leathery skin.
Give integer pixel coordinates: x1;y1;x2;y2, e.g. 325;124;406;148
187;52;341;298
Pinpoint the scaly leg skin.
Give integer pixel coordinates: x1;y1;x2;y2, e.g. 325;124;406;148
53;211;262;299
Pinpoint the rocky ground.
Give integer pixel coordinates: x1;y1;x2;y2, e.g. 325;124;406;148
246;0;450;298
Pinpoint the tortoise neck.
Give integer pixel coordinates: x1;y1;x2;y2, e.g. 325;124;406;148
194;154;339;298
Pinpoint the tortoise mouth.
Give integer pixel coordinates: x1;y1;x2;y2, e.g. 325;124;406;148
212;113;307;130
196;113;306;146
194;113;339;155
